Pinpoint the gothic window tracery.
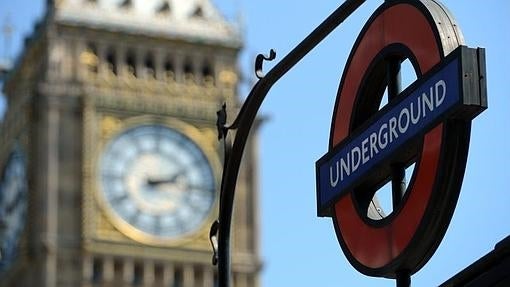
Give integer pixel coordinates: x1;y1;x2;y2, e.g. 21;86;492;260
78;43;222;88
144;53;155;79
183;58;195;83
202;60;214;85
126;50;137;78
164;57;175;81
106;47;117;76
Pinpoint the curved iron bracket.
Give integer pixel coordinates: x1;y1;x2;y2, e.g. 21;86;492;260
255;49;277;79
210;1;366;286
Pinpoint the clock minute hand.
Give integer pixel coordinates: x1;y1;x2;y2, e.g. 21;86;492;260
186;184;213;193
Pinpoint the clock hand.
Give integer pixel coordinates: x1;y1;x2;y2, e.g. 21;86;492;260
146;178;170;186
186;184;213;193
146;170;186;186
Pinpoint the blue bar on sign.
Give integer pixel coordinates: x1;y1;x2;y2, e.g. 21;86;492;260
316;58;460;215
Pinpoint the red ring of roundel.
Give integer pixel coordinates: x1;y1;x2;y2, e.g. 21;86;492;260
331;3;448;271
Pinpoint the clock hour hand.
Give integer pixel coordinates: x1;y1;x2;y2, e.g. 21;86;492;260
147;178;173;186
146;170;186;186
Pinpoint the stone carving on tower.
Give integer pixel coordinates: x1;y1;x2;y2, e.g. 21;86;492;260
0;0;261;286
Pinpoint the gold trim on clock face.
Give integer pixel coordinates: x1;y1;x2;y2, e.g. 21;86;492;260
97;121;217;244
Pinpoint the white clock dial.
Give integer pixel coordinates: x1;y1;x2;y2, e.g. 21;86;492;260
99;124;216;240
0;147;27;272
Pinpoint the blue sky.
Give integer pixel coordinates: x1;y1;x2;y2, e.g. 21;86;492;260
1;1;509;286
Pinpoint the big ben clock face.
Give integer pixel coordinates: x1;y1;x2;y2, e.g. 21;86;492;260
0;146;27;272
98;124;216;241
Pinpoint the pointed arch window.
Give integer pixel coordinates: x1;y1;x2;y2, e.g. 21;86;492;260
154;264;164;285
113;259;123;283
183;58;195;83
92;257;103;283
126;50;137;77
201;60;214;85
133;262;143;285
144;53;155;79
106;47;117;76
173;267;183;287
164;57;175;80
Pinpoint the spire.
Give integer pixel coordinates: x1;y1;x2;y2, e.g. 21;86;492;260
1;16;13;63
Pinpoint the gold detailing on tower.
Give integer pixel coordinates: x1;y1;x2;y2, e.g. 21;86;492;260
100;116;122;140
219;69;238;87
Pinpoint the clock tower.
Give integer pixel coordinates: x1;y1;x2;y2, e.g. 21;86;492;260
0;0;261;286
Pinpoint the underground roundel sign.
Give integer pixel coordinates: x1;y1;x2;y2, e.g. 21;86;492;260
315;0;487;278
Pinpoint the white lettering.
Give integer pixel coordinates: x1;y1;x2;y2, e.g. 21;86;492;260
361;138;369;164
326;78;448;186
329;161;340;187
351;147;361;173
422;88;434;117
340;155;350;181
379;123;388;149
369;132;378;158
398;107;410;133
435;79;446;107
410;100;421;124
389;117;398;143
